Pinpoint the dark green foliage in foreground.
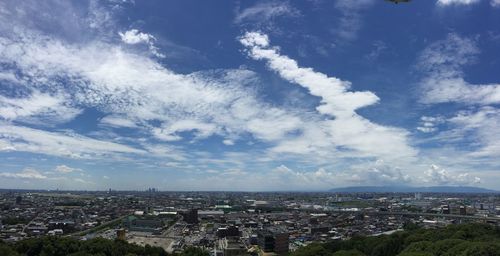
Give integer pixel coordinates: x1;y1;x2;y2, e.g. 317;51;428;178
0;237;211;256
0;242;20;256
291;223;500;256
0;237;168;256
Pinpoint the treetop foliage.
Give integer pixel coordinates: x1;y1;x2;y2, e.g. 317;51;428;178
291;223;500;256
0;236;209;256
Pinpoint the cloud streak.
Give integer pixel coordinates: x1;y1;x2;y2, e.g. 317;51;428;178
417;34;500;160
0;168;47;179
418;33;500;105
333;0;374;43
234;1;300;24
437;0;480;6
240;32;416;160
0;123;145;158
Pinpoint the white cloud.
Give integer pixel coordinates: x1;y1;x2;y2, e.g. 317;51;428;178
103;175;110;179
141;144;186;161
417;34;500;160
173;161;411;191
119;29;164;58
222;139;235;145
0;0;477;190
234;1;300;24
365;40;387;61
0;71;22;84
417;127;437;133
55;165;81;173
179;164;339;191
87;0;115;35
271;165;337;187
423;164;480;185
269;123;332;156
246;111;302;141
437;0;480;5
333;0;374;42
73;177;93;184
447;107;500;157
492;0;500;7
416;116;444;133
0;0;496;190
240;32;416;160
0;123;145;158
119;29;155;44
345;160;412;185
240;32;378;116
367;161;412;184
0;1;338;164
418;33;500;105
0;168;47;179
0;91;82;125
100;115;137;128
0;27;306;150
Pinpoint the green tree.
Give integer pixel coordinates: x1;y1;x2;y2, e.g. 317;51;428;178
0;242;20;256
292;243;330;256
397;253;433;256
178;246;209;256
332;249;366;256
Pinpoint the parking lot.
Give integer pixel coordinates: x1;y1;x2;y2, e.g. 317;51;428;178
127;232;175;253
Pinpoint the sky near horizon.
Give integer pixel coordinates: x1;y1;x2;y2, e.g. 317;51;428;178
0;0;499;191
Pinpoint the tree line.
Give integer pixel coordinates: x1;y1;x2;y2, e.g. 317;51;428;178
291;223;500;256
0;236;209;256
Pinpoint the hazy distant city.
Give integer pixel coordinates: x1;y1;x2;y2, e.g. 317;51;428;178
1;189;500;255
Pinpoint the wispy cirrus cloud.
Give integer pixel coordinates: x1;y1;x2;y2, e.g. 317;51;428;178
0;168;47;179
447;107;500;157
417;33;500;105
0;166;96;189
437;0;480;6
234;1;300;25
332;0;374;43
55;164;82;174
99;115;138;128
0;123;145;159
0;91;82;125
0;2;306;156
417;34;500;160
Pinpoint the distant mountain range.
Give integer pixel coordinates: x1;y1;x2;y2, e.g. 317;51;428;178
329;186;498;193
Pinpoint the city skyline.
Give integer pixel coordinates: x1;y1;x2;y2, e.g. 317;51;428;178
1;0;500;191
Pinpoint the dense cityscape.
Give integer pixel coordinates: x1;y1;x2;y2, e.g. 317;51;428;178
1;190;500;255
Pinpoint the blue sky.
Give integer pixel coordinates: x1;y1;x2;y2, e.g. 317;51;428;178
0;0;499;191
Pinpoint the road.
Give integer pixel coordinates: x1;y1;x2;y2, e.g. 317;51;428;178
66;215;129;237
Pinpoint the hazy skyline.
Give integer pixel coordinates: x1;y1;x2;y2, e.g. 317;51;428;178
0;0;499;191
